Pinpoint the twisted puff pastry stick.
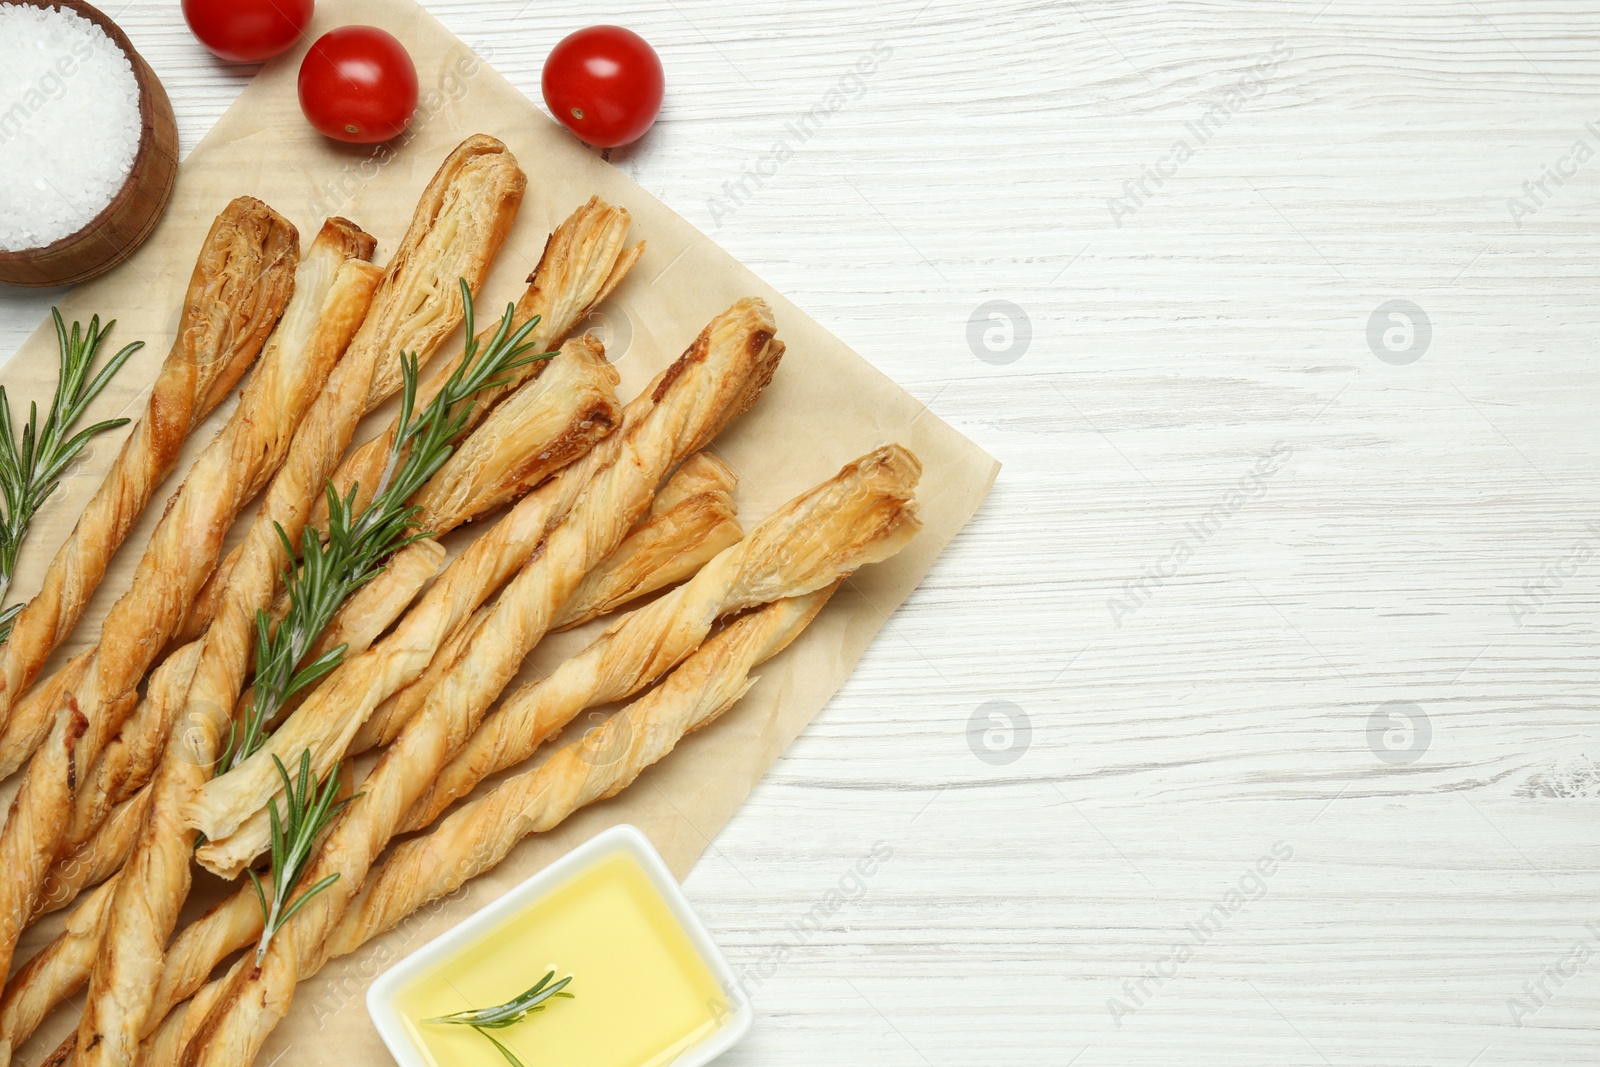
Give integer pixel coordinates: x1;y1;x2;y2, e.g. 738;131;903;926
402;445;922;832
174;198;632;668
553;452;742;631
74;136;527;1067
6;546;431;1057
0;200;306;984
408;334;622;529
0;198;299;770
349;452;741;755
33;541;435;935
331;588;838;961
122;590;839;1067
321;196;641;523
191;299;781;874
0;877;116;1056
179;300;784;1067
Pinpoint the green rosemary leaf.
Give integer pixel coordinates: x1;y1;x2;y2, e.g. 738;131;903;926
252;749;358;964
0;309;140;643
471;1026;526;1067
427;972;575;1028
220;282;556;773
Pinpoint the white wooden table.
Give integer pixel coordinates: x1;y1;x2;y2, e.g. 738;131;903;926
4;1;1598;1063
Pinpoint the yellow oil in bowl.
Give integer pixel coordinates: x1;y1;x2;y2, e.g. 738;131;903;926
392;849;726;1067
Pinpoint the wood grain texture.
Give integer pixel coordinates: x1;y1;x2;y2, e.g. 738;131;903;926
3;0;1598;1063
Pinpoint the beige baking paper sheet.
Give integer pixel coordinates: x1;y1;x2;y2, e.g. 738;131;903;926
3;0;996;1059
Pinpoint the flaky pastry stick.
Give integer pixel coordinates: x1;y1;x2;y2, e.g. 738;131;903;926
59;194;547;1067
61;644;200;865
0;877;116;1055
27;542;430;963
0;198;299;767
349;453;741;754
36;785;147;920
322;196;641;521
190;298;782;875
408;334;622;528
75;137;525;1067
552;452;742;632
180;300;784;1067
331;588;837;961
9;548;429;1052
114;592;838;1067
0;200;345;981
402;445;921;832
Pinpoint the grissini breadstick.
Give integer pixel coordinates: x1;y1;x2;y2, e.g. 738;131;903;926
74;139;528;1067
180;300;784;1066
36;786;149;919
0;877;116;1054
189;298;782;876
129;595;838;1067
63;643;200;860
323;196;640;521
329;589;837;962
402;445;921;832
348;390;707;757
0;204;381;983
0;199;299;766
408;334;621;529
552;451;744;631
36;543;435;923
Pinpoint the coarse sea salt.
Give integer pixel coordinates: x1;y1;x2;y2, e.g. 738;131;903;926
0;3;141;252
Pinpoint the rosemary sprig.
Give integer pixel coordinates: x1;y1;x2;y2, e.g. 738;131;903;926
247;749;357;963
219;281;550;772
426;971;575;1028
427;970;575;1067
0;310;140;642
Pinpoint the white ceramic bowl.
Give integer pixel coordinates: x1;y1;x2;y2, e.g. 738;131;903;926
367;824;753;1067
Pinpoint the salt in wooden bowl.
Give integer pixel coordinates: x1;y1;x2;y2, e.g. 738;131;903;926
0;0;178;289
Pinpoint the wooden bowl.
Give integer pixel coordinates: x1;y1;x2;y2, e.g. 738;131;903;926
0;0;178;288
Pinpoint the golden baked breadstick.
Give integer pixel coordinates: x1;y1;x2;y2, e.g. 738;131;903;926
0;199;299;767
191;299;782;876
409;334;621;528
403;445;920;832
36;786;149;919
349;438;728;757
331;590;835;960
179;300;784;1066
0;876;116;1054
348;605;490;757
0;205;387;983
74;139;526;1067
0;652;87;779
107;595;835;1059
551;474;742;631
63;643;199;862
324;195;640;521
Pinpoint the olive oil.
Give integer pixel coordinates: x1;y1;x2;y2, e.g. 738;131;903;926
394;850;726;1067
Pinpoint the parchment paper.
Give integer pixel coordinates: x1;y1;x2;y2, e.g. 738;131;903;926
4;0;996;1060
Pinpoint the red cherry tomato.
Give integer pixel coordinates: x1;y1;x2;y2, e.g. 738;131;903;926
542;26;664;148
297;27;419;145
181;0;313;63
